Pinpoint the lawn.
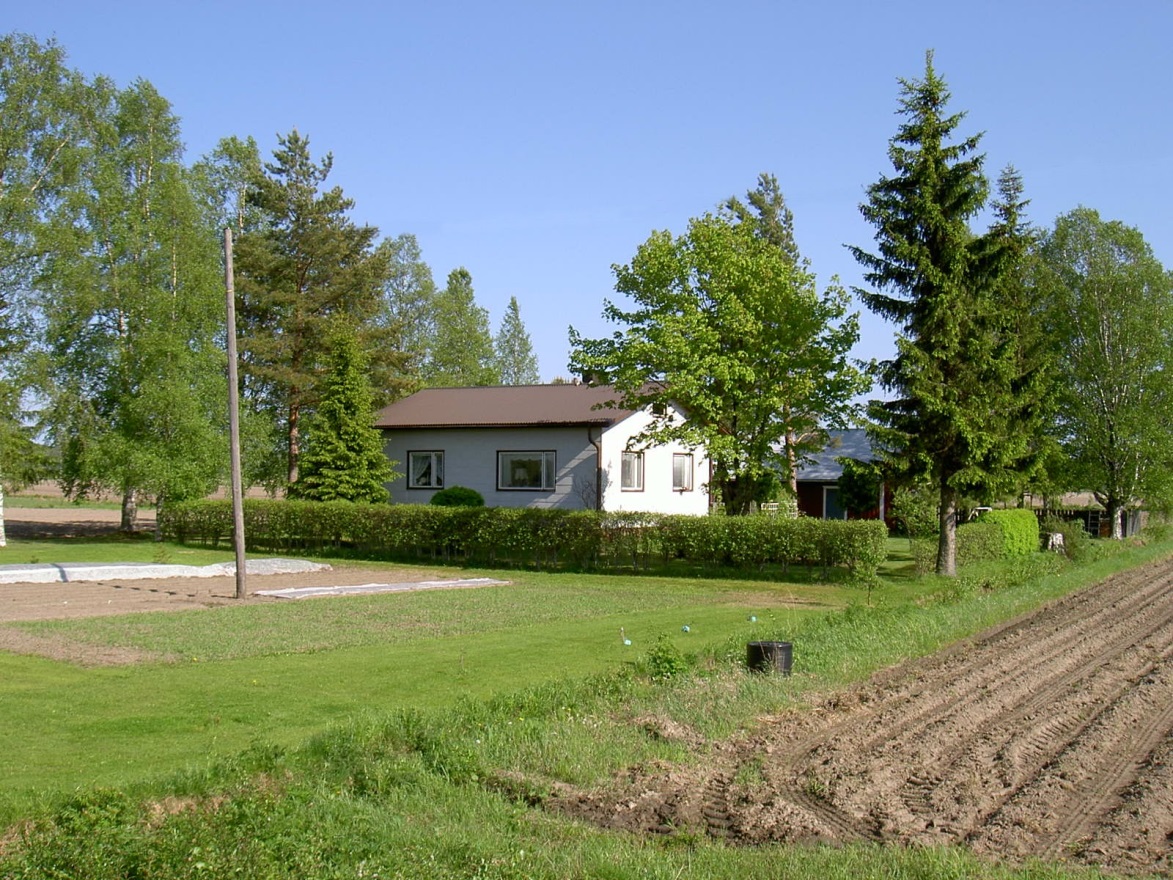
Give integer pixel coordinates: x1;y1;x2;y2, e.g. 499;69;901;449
0;552;846;824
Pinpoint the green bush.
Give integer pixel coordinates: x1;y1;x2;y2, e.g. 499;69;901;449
956;521;1004;566
161;500;888;579
980;508;1040;556
429;485;485;507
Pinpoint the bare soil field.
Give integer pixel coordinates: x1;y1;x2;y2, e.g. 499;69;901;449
0;507;461;664
551;556;1173;876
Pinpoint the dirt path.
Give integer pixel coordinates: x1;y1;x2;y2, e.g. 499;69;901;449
551;556;1173;875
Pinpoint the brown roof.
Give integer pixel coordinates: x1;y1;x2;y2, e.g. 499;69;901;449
374;384;637;429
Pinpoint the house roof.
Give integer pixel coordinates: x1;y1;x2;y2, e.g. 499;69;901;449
374;383;637;429
795;429;877;482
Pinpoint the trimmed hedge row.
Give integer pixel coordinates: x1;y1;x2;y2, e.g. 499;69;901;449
979;509;1040;557
160;500;888;581
910;511;1044;574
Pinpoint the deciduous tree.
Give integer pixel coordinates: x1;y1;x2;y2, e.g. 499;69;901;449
1035;207;1173;537
493;295;539;385
36;78;226;529
570;188;864;515
0;34;83;544
424;267;498;386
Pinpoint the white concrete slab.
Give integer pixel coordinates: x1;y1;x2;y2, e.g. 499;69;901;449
0;558;331;584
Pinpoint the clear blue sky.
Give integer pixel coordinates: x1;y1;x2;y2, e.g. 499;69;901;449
8;1;1172;381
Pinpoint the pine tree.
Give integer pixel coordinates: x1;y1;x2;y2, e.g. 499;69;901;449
849;52;1031;576
233;130;404;486
289;322;397;503
424;267;498;386
493;296;539;384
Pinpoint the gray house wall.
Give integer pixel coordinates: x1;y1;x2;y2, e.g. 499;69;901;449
383;425;598;509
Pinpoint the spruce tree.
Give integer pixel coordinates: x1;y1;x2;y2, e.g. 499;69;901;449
493;296;540;384
850;52;1030;576
289;322;397;503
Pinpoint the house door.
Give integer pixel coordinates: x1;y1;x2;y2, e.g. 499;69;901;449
823;486;847;520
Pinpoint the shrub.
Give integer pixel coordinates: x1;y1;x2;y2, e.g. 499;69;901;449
980;508;1040;557
956;521;1004;565
429;486;485;507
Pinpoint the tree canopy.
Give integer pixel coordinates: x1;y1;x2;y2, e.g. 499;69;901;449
1034;207;1173;536
570;179;865;514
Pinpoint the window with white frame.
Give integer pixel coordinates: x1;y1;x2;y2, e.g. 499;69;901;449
672;452;694;491
498;450;556;490
621;451;644;490
408;451;444;489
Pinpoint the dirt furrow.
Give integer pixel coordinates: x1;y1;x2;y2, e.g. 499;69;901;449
549;556;1173;874
793;567;1173;829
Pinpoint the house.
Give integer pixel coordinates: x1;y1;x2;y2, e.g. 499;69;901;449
374;383;710;513
794;429;885;520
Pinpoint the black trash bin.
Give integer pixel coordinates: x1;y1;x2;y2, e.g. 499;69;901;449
747;640;792;675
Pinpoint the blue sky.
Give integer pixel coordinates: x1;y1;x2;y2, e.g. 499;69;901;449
8;1;1172;382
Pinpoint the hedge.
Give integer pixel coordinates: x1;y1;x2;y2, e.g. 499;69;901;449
979;508;1040;557
160;500;888;581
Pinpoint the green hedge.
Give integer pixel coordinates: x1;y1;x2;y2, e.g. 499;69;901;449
160;500;888;581
910;522;1011;574
980;508;1040;557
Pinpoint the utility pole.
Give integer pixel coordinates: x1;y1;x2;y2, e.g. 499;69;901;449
224;228;247;599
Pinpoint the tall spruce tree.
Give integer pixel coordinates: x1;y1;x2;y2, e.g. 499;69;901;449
288;322;397;503
850;53;1032;576
233;130;403;487
493;296;540;384
424;267;498;386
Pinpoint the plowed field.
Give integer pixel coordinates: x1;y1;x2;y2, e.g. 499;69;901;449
552;557;1173;875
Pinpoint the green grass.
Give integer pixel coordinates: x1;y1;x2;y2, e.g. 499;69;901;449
0;564;844;824
3;533;1171;878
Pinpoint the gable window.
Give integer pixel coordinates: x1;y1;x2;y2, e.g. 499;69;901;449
621;451;644;491
672;453;694;491
408;451;444;489
498;450;556;490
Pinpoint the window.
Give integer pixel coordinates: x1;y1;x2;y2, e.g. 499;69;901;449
672;453;694;491
621;451;644;491
408;451;444;489
498;451;556;490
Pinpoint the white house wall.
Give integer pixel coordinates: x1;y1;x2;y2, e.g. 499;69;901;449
383;426;598;509
599;408;711;515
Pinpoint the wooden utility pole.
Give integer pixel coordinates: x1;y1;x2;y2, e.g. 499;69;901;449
224;228;247;599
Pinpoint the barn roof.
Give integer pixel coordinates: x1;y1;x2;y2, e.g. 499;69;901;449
795;429;878;482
